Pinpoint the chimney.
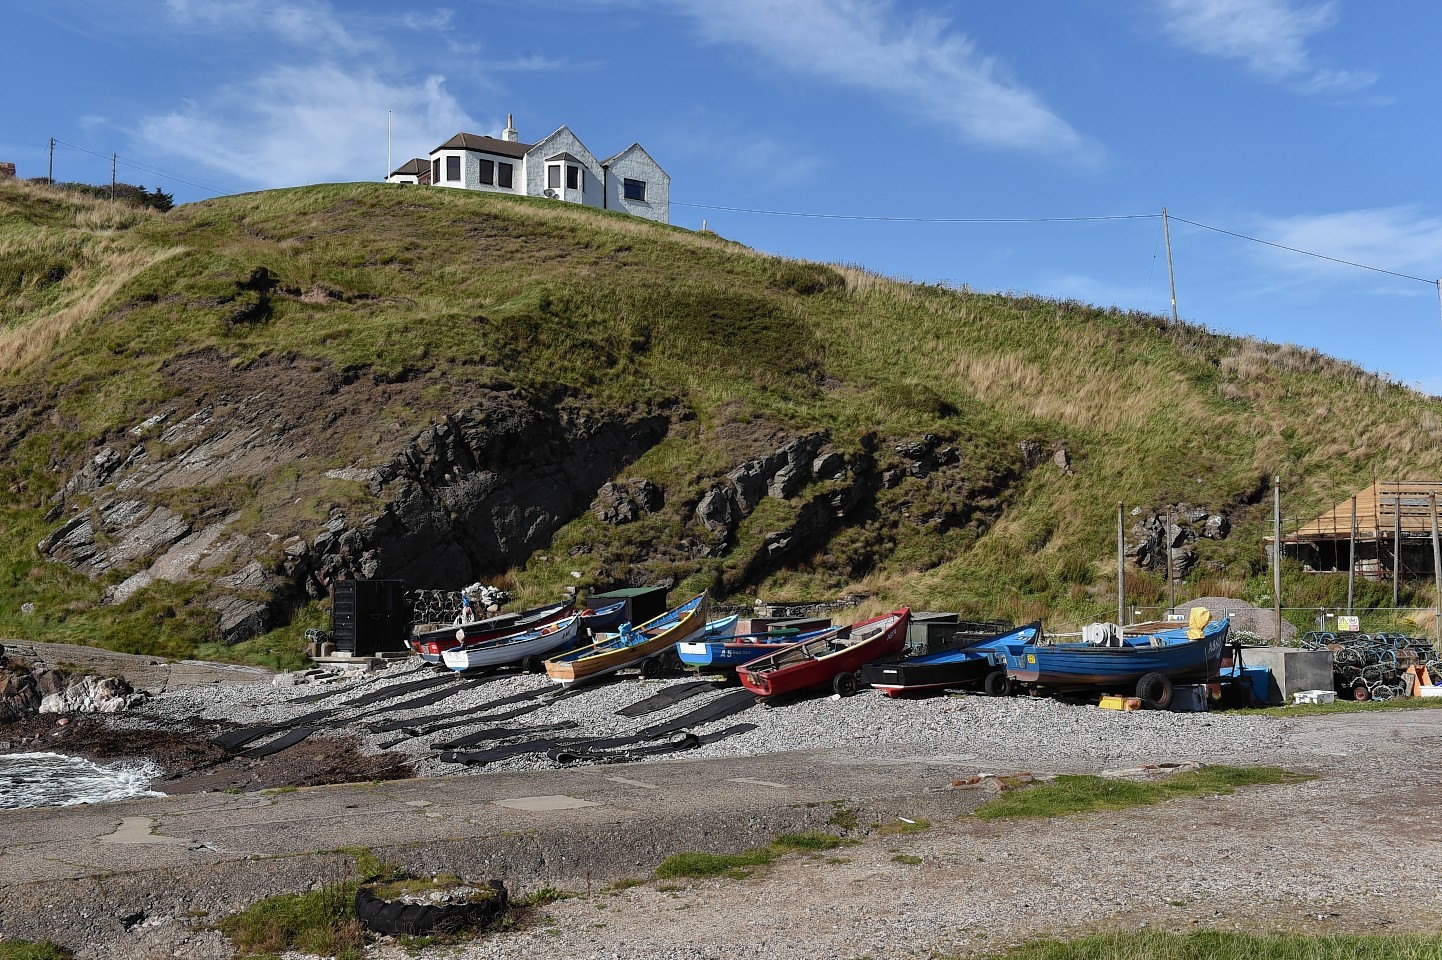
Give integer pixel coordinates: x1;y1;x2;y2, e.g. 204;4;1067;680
503;114;518;143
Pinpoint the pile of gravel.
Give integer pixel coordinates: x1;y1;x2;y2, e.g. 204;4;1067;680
119;658;1292;778
1177;596;1298;643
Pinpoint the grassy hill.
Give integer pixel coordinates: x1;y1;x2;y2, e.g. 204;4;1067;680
2;178;1439;664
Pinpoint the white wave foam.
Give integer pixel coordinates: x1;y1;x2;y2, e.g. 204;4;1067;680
0;752;166;809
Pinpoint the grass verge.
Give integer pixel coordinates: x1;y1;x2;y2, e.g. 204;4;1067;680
983;930;1442;959
972;766;1313;821
1241;697;1442;718
0;944;74;960
654;829;856;880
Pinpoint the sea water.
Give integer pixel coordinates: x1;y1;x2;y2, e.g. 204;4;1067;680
0;752;165;809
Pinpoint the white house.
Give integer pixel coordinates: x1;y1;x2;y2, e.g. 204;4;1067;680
387;115;670;224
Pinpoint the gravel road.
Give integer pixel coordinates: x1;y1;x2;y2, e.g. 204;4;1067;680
40;659;1442;958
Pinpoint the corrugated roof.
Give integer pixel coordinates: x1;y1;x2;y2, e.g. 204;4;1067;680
1282;480;1442;542
432;133;532;158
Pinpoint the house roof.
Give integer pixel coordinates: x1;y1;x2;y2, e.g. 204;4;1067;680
432;133;532;159
389;158;428;177
545;151;584;164
600;142;670;178
1278;480;1442;543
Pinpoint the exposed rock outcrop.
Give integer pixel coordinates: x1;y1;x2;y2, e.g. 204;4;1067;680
0;664;137;722
1129;503;1233;578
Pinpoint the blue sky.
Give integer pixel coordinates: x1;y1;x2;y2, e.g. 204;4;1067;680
5;1;1442;390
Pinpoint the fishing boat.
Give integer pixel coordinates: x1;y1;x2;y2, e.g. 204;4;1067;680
439;615;583;673
1001;614;1231;707
677;625;840;673
737;609;910;699
544;593;707;687
579;600;628;633
861;621;1042;697
410;599;574;664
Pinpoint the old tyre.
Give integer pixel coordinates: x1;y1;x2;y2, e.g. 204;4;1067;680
832;672;859;697
1136;672;1174;710
639;656;663;680
982;669;1011;697
355;880;507;936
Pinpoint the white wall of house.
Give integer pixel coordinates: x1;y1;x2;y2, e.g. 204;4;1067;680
602;144;670;224
430;151;470;189
462;152;522;194
523;127;604;210
386;173;420;185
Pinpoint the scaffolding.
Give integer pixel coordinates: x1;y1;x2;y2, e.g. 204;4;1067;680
1274;480;1442;583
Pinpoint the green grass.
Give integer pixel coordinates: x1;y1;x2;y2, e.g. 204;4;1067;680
772;831;854;851
891;853;923;866
983;931;1442;960
0;943;74;960
653;848;779;880
216;883;364;959
973;766;1313;820
876;817;931;836
1242;696;1442;718
8;177;1442;659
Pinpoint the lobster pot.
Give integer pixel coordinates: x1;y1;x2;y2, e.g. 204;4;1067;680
331;579;410;655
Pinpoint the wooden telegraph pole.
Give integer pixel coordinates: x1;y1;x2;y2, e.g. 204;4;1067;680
1273;476;1283;645
1162;208;1180;327
1347;495;1358;615
1117;501;1125;626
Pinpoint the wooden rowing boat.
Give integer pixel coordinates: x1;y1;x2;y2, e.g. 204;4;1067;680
543;593;707;687
737;609;909;698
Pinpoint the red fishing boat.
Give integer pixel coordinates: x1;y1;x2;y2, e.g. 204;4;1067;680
737;609;910;698
410;599;574;664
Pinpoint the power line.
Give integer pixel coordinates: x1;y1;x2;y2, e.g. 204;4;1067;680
51;138;238;197
1166;215;1435;285
675;199;1439;287
671;200;1156;224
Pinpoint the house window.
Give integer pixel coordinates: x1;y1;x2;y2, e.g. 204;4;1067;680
497;162;513;188
478;159;494;185
623;178;647;201
547;165;561;189
446;155;460;182
432;158;440;183
566;165;579;190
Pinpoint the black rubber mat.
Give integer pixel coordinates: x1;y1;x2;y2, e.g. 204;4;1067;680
286;664;433;704
698;721;757;744
240;727;320;758
549;732;701;764
440;738;568;767
633;688;758;737
614;680;714;718
429;721;579;751
339;673;458;709
213;708;338;750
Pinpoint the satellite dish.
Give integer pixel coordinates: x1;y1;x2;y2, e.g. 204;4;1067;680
542;188;557;199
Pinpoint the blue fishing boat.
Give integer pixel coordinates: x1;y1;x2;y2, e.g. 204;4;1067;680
677;625;840;673
1002;615;1230;707
544;593;707;686
860;621;1041;697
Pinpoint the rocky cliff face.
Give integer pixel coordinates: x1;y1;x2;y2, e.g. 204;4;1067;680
31;353;675;643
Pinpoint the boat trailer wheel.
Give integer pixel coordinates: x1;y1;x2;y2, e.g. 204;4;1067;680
832;671;859;697
982;669;1011;697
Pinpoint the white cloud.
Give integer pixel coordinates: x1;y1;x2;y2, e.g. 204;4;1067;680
135;68;478;188
1156;0;1375;93
673;0;1097;163
1251;207;1442;286
164;0;374;54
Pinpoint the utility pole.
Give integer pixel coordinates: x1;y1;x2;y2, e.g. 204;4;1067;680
1117;501;1125;626
110;153;116;203
1165;506;1175;615
1162;207;1180;327
1347;495;1357;615
1393;480;1402;608
386;109;392;181
48;137;54;183
1273;475;1283;645
1431;492;1441;652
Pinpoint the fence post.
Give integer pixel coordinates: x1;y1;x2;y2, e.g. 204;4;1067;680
1347;495;1357;615
1431;492;1441;653
1273;475;1282;645
1116;501;1125;627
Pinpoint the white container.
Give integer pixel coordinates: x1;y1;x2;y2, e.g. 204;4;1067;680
1416;685;1442;698
1292;689;1337;705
